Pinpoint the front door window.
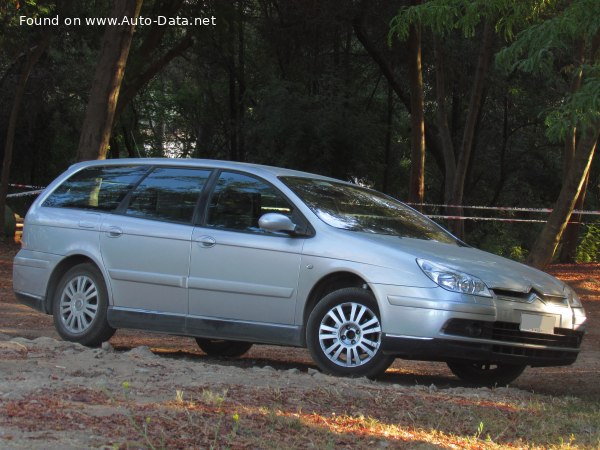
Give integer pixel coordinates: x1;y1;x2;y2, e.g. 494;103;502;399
205;171;294;233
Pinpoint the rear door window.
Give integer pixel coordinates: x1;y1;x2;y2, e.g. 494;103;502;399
125;167;211;224
43;166;147;212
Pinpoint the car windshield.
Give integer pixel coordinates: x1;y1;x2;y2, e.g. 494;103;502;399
281;177;457;243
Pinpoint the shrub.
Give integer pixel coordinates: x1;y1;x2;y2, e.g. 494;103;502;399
575;222;600;263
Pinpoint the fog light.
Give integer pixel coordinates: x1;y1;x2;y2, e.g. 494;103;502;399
466;322;483;337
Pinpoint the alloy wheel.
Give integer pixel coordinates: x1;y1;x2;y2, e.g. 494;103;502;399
318;301;382;367
58;275;99;334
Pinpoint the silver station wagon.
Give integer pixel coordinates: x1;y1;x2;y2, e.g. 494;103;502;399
13;159;586;385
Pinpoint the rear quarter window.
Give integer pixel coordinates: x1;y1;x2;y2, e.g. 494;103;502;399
43;166;148;212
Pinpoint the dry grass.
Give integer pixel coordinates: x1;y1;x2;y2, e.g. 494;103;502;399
2;381;598;449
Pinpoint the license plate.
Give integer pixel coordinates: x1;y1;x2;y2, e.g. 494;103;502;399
520;313;555;334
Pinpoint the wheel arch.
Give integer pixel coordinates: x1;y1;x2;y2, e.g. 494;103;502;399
45;255;103;314
302;272;370;329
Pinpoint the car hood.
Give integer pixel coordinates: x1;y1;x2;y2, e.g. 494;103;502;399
362;234;566;297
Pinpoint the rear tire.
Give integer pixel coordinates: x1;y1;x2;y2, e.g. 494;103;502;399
306;287;394;378
195;338;253;357
52;263;115;346
447;361;526;386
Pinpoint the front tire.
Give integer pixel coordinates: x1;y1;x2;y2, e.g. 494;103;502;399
195;338;253;357
52;263;115;346
306;287;394;378
447;361;526;386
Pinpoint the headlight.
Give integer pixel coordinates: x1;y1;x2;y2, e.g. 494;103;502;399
417;258;492;297
565;285;583;307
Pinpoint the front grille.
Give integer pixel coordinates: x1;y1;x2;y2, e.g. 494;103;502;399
444;319;583;349
492;289;532;303
492;288;569;307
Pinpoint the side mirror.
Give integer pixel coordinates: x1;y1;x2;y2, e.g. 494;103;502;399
259;213;297;235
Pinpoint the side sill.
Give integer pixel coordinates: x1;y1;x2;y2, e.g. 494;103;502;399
14;291;49;314
107;307;186;334
107;307;305;347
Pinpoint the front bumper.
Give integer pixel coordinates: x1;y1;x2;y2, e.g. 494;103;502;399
372;283;586;367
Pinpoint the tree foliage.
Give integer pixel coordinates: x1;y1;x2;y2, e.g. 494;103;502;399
388;0;553;41
496;0;600;141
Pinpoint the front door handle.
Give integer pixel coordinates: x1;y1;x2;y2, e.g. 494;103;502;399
196;235;216;248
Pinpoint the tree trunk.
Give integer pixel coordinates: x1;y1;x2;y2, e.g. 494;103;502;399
558;40;586;262
527;126;599;269
353;12;446;189
0;33;51;242
407;18;425;207
111;0;188;118
558;172;590;262
383;84;393;193
352;15;411;109
76;0;143;161
122;125;137;157
433;35;456;203
115;33;193;117
228;61;238;160
237;0;246;162
448;21;494;238
491;95;509;206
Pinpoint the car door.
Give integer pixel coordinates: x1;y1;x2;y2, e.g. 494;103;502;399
100;167;212;315
188;171;306;325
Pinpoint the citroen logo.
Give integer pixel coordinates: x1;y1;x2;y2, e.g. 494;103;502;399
527;292;541;304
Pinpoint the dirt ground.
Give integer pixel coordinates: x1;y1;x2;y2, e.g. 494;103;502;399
1;241;599;448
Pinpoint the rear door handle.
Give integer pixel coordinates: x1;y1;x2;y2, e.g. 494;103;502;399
78;213;101;229
195;236;216;248
78;221;96;229
107;226;123;238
